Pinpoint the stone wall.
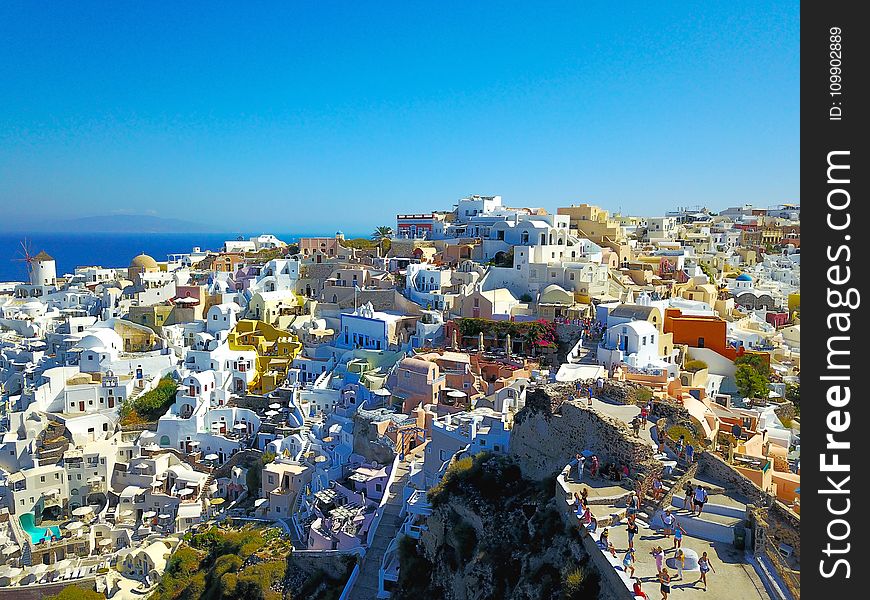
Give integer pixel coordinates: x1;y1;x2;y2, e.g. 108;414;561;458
510;384;659;482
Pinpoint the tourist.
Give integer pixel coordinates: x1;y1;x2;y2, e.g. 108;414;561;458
684;483;695;513
570;453;585;481
623;547;636;577
599;527;617;557
640;403;649;428
633;578;649;599
587;385;594;406
657;435;666;455
672;523;685;550
652;546;665;575
697;551;716;590
675;435;685;458
627;514;639;550
675;548;685;580
627;491;639;517
632;416;641;437
694;485;709;516
581;487;589;505
659;567;672;599
686;442;695;464
662;509;675;537
622;464;630;479
652;476;664;501
590;455;600;477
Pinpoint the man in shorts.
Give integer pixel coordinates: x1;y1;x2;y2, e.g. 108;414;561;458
694;485;708;515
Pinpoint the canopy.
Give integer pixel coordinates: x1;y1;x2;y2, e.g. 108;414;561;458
269;403;281;409
65;521;84;531
209;497;225;505
72;506;94;516
142;511;157;518
204;453;219;461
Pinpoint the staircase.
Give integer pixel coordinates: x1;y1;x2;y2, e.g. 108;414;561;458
350;458;413;599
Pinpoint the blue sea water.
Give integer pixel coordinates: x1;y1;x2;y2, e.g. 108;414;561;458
0;232;359;282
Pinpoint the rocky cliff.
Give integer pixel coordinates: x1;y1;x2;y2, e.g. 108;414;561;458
393;452;599;600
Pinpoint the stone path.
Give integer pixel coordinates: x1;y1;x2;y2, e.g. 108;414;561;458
350;450;420;599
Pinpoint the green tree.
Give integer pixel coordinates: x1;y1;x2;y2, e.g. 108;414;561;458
371;225;394;255
735;364;768;399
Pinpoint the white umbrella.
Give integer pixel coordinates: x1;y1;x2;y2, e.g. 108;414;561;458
132;463;150;470
233;423;247;430
373;388;391;396
72;506;94;517
204;453;219;461
158;513;172;519
447;389;467;398
65;521;84;531
142;511;157;518
178;487;194;496
268;403;281;409
265;410;279;417
254;498;268;508
188;440;200;446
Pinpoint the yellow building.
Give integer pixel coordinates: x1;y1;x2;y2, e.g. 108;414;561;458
227;320;303;394
557;203;624;243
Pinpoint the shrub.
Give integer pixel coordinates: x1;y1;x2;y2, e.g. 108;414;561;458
628;386;653;405
666;425;699;449
120;375;178;425
684;359;708;373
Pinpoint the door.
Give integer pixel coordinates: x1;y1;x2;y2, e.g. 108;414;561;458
79;401;85;412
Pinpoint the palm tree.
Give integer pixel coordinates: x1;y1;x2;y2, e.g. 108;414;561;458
371;226;394;255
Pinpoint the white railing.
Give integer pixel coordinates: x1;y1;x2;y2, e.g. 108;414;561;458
337;563;360;600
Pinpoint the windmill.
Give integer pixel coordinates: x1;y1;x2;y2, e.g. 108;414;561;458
12;239;36;283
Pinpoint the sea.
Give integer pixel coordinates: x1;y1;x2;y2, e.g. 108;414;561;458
0;232;363;282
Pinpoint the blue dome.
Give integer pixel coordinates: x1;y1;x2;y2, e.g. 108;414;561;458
736;273;753;281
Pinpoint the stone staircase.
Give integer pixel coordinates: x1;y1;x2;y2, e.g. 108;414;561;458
350;458;413;599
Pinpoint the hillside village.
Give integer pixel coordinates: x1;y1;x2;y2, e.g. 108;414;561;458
0;196;800;600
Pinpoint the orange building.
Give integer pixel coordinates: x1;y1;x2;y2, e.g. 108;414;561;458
663;308;739;360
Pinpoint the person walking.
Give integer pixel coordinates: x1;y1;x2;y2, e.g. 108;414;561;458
653;477;664;502
640;403;649;429
659;567;672;600
675;548;685;580
632;416;641;437
627;514;639;550
662;509;675;537
651;546;665;576
686;442;695;464
684;483;695;513
633;578;649;599
673;523;685;550
694;485;709;516
697;551;716;590
623;547;636;577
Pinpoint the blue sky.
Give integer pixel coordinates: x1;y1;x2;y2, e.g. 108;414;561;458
0;1;799;232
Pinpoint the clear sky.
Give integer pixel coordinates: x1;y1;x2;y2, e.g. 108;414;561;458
0;1;799;232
